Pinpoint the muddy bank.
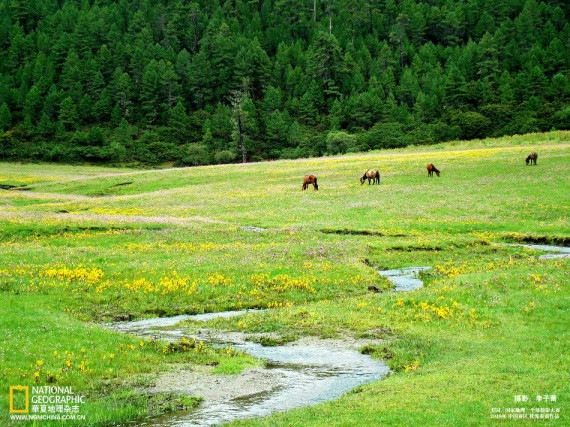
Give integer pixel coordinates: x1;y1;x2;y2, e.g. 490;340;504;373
145;339;388;427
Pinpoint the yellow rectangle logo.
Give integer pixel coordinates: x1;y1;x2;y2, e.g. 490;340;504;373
9;386;29;413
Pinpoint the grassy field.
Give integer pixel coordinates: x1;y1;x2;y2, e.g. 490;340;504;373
0;131;569;426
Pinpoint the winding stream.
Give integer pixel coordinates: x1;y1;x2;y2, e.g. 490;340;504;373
111;243;567;426
110;268;429;425
111;311;389;427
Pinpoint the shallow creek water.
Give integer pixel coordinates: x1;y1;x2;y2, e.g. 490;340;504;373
111;310;389;426
376;266;431;292
518;244;570;259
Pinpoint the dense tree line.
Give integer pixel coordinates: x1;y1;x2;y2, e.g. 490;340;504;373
0;0;568;165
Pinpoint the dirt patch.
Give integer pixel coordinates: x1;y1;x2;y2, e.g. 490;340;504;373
502;233;570;246
239;226;267;232
152;365;281;402
387;245;442;252
320;228;406;237
0;183;29;190
109;181;134;188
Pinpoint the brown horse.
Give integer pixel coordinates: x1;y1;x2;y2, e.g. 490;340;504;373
360;170;380;185
302;175;318;190
526;152;538;165
427;163;440;177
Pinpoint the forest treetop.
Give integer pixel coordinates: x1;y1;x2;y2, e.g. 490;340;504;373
0;0;568;165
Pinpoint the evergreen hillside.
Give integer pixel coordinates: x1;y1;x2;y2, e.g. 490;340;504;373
0;0;568;165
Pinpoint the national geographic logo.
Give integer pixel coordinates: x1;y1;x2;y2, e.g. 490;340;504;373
9;386;87;422
9;386;29;413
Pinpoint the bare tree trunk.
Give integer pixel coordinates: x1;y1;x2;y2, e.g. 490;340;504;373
238;114;246;163
327;0;333;34
313;0;317;21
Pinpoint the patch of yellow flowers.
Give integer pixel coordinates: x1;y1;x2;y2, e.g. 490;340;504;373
433;263;467;279
42;266;103;283
394;296;487;325
404;360;420;372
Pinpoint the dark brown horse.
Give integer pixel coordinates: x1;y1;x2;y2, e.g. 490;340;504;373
302;175;318;190
360;170;380;185
427;163;440;177
526;152;538;165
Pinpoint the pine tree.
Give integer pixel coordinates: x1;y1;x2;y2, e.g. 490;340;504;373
444;64;468;108
93;89;112;122
60;50;83;101
265;110;290;152
478;33;499;80
78;94;93;125
329;99;342;130
175;49;192;104
262;86;283;114
397;68;420;107
0;103;11;131
159;61;180;117
23;85;42;127
58;97;78;131
109;119;130;162
140;61;160;124
37;113;54;137
110;68;133;119
233;38;271;99
201;119;214;150
307;32;346;101
275;0;307;38
167;101;190;143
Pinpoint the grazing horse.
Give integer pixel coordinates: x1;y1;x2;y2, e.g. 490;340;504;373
526;152;538;165
427;163;440;177
302;175;318;190
360;170;380;185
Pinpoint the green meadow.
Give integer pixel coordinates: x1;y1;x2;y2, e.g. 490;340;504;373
1;131;569;426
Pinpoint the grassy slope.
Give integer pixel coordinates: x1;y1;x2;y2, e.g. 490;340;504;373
0;131;568;426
